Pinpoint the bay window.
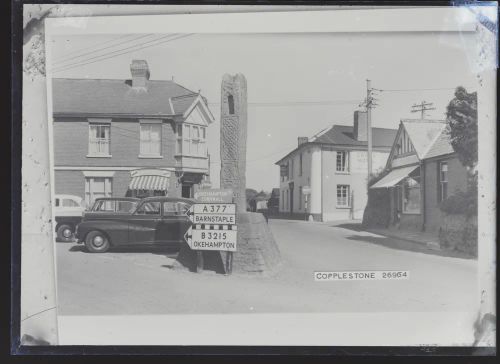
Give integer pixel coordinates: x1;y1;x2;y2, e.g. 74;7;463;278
177;124;207;157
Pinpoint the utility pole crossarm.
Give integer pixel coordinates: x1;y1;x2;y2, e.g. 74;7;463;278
411;100;436;119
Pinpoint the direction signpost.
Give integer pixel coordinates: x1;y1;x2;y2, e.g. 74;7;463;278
184;199;237;274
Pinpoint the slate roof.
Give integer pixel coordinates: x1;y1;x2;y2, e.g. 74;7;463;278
313;124;397;147
398;119;455;160
52;78;201;117
275;124;397;164
423;126;455;159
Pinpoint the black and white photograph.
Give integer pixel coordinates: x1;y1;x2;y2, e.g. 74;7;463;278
17;4;496;351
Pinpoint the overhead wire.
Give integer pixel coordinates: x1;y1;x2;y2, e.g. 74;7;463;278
52;34;193;74
53;34;157;66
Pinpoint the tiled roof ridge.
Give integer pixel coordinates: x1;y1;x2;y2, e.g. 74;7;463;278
54;77;177;83
53;77;198;94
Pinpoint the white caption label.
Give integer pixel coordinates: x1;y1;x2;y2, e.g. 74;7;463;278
314;271;409;281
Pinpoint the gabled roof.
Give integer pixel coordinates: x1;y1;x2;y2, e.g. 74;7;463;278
52;78;205;117
275;124;397;165
400;119;447;159
423;126;455;159
313;125;397;147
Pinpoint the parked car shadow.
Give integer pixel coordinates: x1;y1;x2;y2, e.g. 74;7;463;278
68;244;178;258
345;234;475;259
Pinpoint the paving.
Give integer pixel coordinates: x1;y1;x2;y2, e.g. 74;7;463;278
56;219;477;316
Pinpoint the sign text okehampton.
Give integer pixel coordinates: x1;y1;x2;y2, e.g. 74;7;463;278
184;202;237;252
185;226;237;252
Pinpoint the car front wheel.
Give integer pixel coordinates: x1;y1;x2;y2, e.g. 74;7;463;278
85;231;110;253
57;224;74;242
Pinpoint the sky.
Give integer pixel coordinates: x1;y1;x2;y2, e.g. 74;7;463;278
49;31;480;191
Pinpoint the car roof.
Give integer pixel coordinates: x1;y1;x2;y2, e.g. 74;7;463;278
94;197;140;202
140;196;195;204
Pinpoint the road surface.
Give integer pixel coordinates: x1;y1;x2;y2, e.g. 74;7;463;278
56;219;477;315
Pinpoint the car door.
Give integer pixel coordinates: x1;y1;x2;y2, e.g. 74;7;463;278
156;201;191;244
128;201;162;244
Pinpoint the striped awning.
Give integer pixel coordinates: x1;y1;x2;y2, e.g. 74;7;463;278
128;175;169;191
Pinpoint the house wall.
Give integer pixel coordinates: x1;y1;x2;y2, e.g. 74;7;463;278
278;146;314;216
52;117;208;201
54;169;181;204
53;117;177;168
322;148;389;221
424;155;468;232
278;145;391;221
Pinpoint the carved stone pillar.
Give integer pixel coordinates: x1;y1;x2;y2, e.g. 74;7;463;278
220;73;248;213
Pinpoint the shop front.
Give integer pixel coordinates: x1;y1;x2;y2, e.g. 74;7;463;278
126;168;171;199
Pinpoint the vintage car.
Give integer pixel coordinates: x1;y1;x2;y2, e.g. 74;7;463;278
54;194;87;242
75;197;194;253
55;196;140;242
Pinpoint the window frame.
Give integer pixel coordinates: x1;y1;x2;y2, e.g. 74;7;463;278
134;201;161;216
336;150;349;173
299;153;303;176
176;123;207;157
84;177;113;206
438;161;449;202
336;184;350;208
139;121;163;158
87;121;111;157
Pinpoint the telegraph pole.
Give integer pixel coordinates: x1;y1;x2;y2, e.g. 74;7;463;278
360;80;378;178
366;80;373;177
411;101;436;119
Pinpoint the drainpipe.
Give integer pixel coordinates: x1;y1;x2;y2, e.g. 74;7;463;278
420;160;425;231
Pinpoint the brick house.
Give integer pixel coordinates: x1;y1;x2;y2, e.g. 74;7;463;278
275;111;397;221
52;60;215;206
369;119;468;232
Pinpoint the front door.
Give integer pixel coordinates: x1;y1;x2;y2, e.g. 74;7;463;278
182;184;193;198
128;201;162;244
289;184;294;215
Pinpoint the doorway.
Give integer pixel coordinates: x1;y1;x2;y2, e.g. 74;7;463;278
182;184;193;198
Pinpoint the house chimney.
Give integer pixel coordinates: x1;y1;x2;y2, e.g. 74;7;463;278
298;137;308;147
353;110;368;142
130;60;150;88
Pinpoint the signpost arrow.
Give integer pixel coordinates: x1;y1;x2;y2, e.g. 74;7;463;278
184;225;237;252
186;203;236;225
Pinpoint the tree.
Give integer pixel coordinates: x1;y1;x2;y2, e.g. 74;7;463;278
443;87;478;216
446;86;478;171
245;188;258;200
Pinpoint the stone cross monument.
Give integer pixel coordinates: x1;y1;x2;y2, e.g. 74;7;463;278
220;74;248;213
